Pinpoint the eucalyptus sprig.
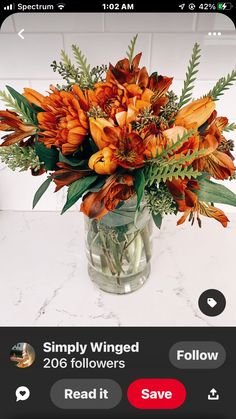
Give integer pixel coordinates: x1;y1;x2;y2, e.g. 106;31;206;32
0;144;41;172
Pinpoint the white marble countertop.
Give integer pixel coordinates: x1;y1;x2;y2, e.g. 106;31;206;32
0;210;235;327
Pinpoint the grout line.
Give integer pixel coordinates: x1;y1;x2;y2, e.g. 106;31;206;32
11;15;17;33
0;78;223;82
148;32;153;73
0;31;235;35
193;13;199;32
62;32;66;50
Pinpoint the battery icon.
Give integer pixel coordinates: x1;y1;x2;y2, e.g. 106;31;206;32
217;2;233;10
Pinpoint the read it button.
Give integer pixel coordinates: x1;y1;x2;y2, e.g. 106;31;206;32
127;379;186;410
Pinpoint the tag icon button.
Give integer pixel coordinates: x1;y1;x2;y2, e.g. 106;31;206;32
207;298;217;308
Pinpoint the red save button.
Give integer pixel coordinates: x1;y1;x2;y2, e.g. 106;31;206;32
127;378;186;410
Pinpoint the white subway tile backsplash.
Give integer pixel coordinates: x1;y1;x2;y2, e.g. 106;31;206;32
0;34;63;79
104;13;197;33
151;34;236;80
1;16;15;33
64;33;152;71
197;13;235;32
0;168;66;211
29;79;63;93
13;13;104;33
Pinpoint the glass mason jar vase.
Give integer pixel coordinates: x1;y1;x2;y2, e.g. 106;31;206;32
84;197;153;294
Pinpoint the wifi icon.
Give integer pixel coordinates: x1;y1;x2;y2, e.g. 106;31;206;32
57;3;66;10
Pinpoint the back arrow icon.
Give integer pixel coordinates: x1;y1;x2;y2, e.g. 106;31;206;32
18;29;24;40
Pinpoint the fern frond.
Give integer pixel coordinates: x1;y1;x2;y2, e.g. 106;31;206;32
156;129;195;159
222;122;236;132
147;161;201;185
0;90;35;125
208;70;236;101
72;44;92;84
126;34;138;64
178;43;201;109
61;50;73;67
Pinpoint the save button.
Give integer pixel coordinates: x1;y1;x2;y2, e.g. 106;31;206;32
127;378;186;410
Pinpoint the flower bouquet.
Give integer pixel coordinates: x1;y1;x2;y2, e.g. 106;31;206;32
0;36;236;293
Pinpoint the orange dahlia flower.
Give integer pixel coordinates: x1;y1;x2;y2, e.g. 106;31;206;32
23;88;45;107
0;110;36;146
36;85;89;155
81;174;134;219
90;81;127;119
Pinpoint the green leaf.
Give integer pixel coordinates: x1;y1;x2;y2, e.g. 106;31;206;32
88;137;99;153
58;151;88;168
134;170;146;212
62;175;98;214
196;178;236;207
6;85;38;125
152;213;163;229
32;177;52;209
87;177;106;193
35;140;59;171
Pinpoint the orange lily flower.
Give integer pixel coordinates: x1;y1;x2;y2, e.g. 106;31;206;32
167;178;229;227
107;53;149;89
37;85;89;155
51;162;92;192
175;97;215;129
103;126;146;169
195;120;235;179
148;74;173;115
0;110;36;146
80;174;134;219
89;117;114;149
88;147;118;175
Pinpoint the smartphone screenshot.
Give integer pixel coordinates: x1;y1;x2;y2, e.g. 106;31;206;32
0;1;235;418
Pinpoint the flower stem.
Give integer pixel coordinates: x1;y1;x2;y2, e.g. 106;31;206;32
133;233;142;272
141;224;152;262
